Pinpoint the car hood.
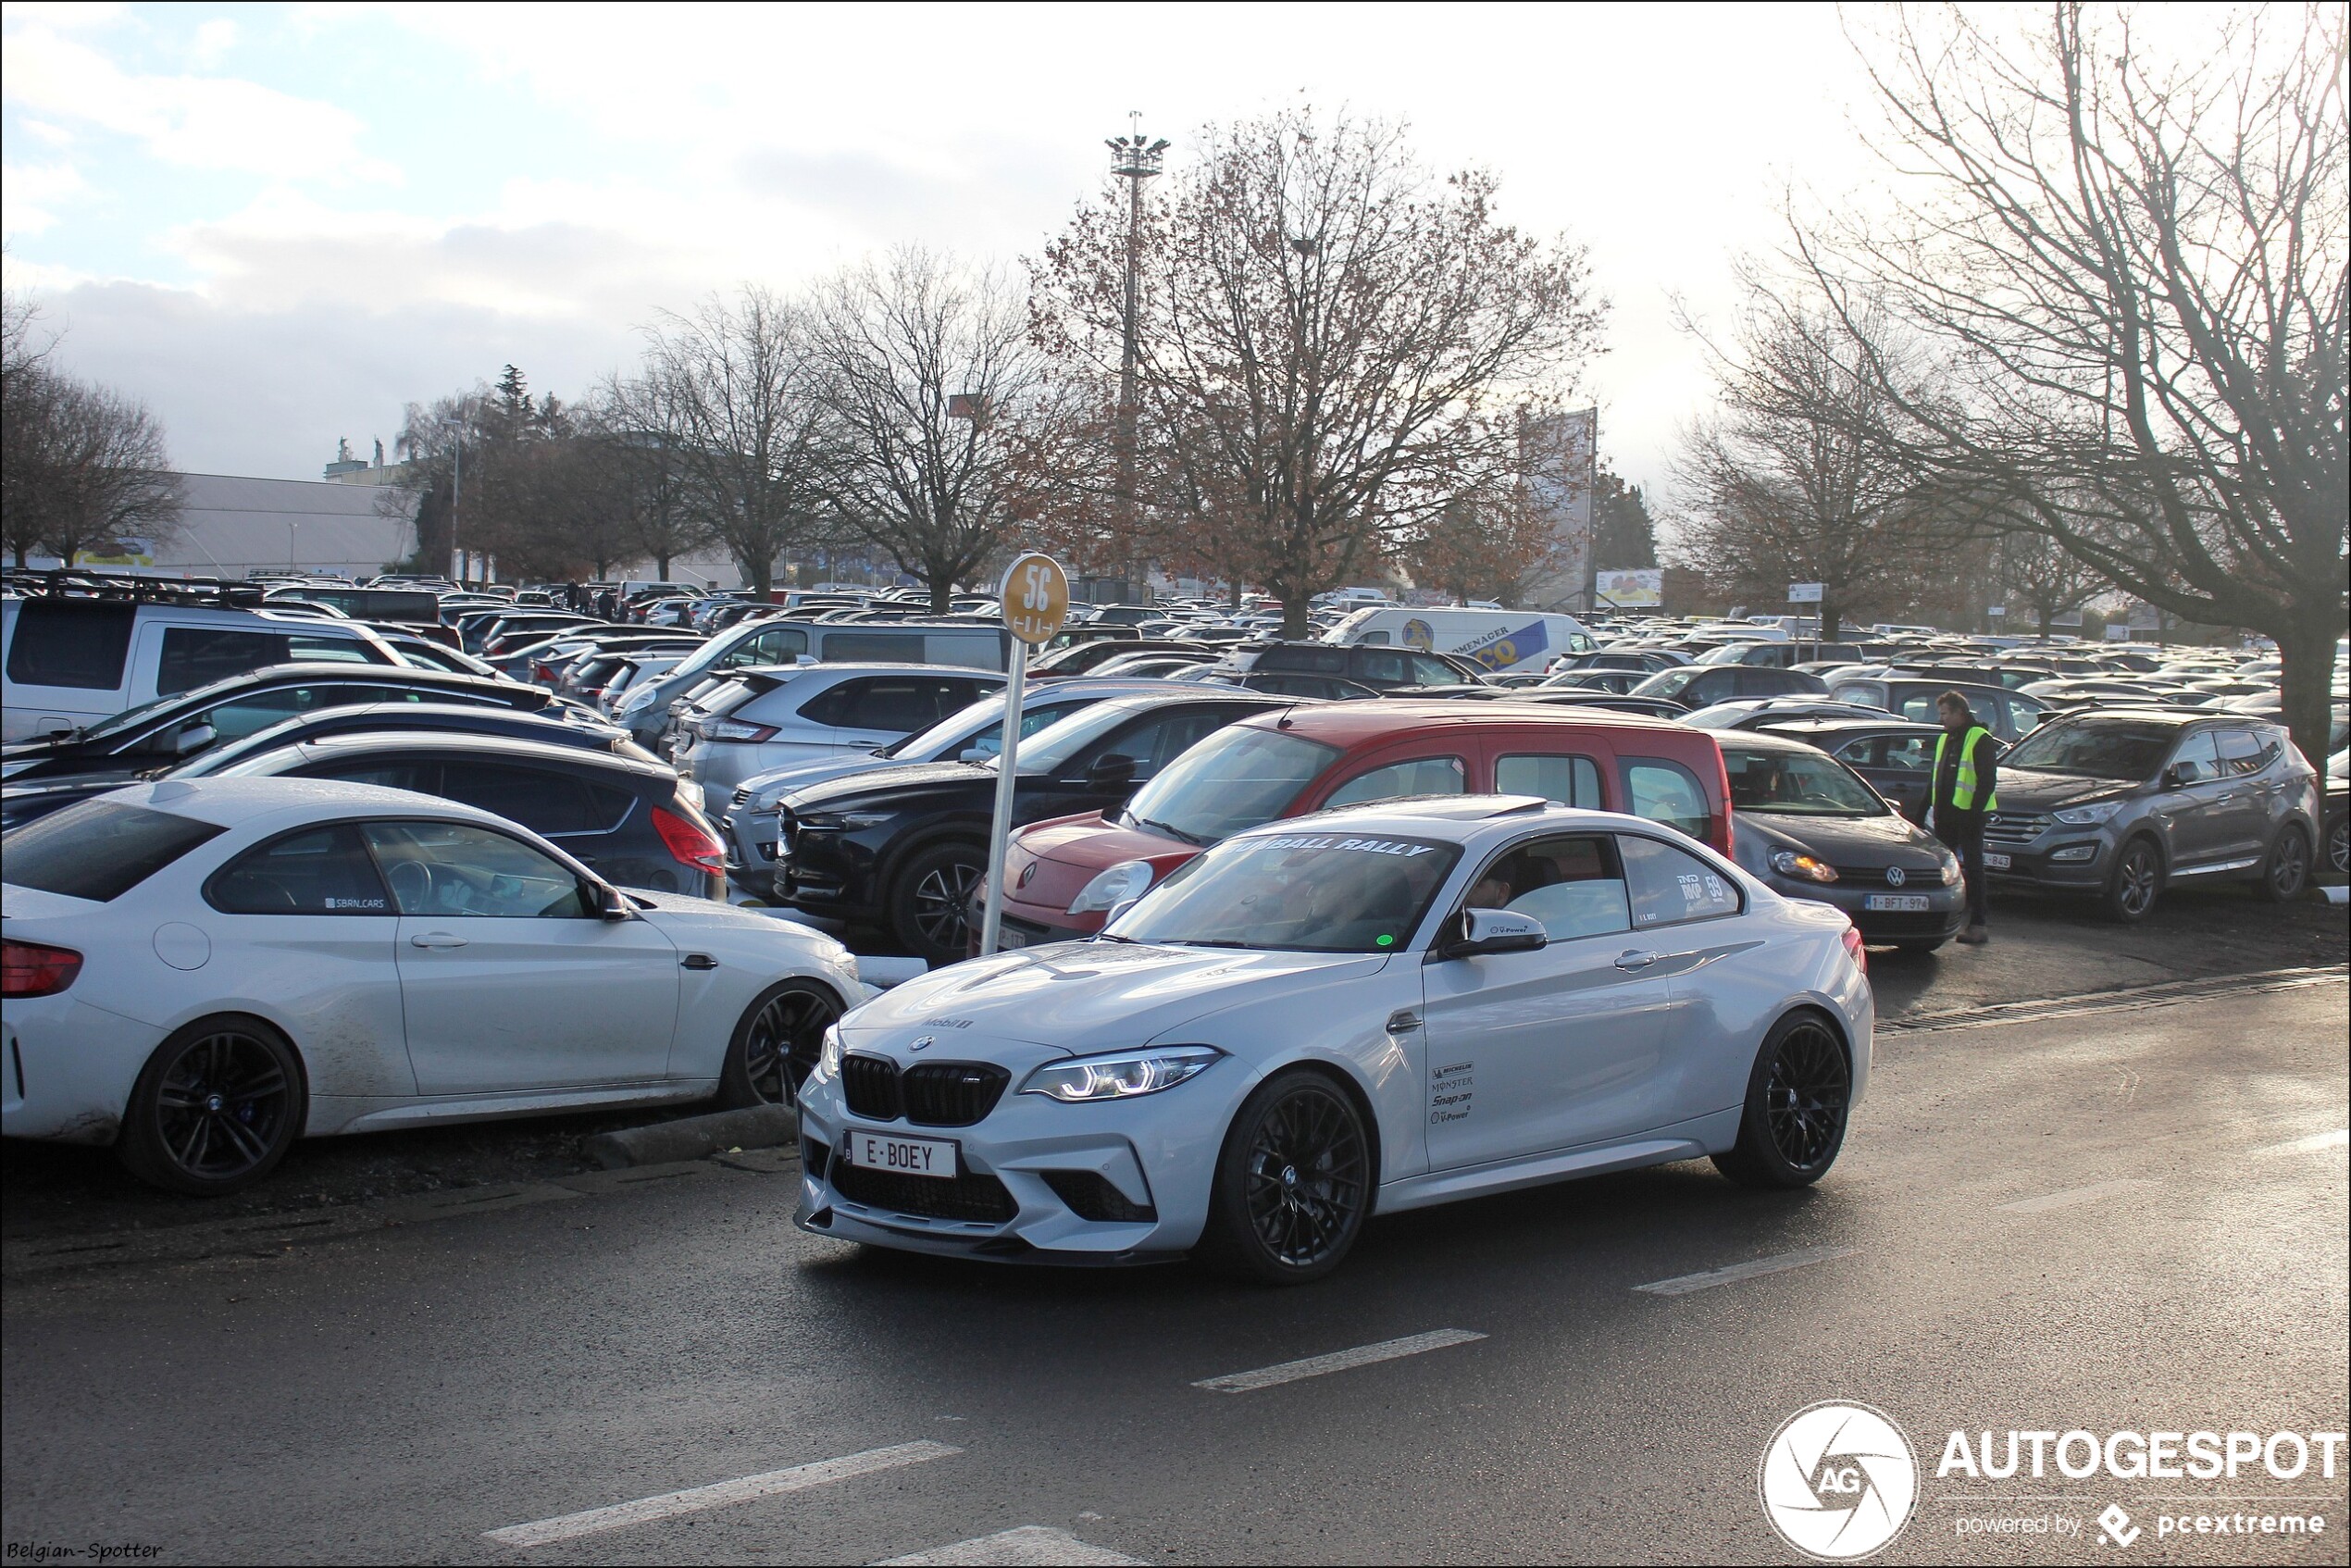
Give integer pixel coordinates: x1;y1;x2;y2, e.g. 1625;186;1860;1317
778;760;995;811
1734;810;1947;871
840;941;1392;1054
1987;768;2142;813
738;751;902;807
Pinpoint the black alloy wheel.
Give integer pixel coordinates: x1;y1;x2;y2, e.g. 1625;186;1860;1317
2329;814;2349;877
2262;826;2309;902
2103;838;2162;923
891;842;987;965
1202;1070;1372;1284
1713;1013;1850;1189
720;979;844;1108
118;1019;304;1195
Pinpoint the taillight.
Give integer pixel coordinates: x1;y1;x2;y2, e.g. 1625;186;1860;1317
1713;744;1736;856
653;805;727;873
533;662;556;683
3;939;83;998
1842;926;1867;976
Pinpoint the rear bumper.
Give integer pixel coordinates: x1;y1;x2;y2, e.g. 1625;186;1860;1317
1763;878;1966;940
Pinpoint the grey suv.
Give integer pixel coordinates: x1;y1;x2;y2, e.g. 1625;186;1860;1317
1984;710;2321;921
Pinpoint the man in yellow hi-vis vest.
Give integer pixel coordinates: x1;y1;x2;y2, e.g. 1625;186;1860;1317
1929;690;2001;944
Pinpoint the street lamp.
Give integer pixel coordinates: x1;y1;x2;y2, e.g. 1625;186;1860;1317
1105;117;1167;603
440;416;466;585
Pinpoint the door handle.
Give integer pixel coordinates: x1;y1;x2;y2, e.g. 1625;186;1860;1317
1385;1009;1422;1033
681;953;718;971
409;932;468;950
1614;949;1659;971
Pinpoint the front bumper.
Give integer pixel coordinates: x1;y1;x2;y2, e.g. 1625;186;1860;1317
1764;877;1965;940
1979;825;2116;890
791;1057;1239;1264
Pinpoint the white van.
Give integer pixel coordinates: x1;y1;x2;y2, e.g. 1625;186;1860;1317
2;599;401;740
1324;605;1597;675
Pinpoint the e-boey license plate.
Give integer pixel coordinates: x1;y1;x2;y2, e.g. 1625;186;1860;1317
1865;894;1932;912
839;1127;958;1179
1983;852;2013;870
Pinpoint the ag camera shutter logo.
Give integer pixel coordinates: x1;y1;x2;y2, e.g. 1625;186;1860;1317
1760;1400;1919;1560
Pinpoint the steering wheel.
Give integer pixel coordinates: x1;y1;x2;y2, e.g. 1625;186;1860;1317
385;858;436;911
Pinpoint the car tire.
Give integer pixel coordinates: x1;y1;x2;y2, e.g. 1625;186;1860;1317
1198;1067;1375;1286
717;979;844;1109
2328;812;2350;878
2260;825;2310;902
2101;836;2163;924
889;840;987;967
1711;1011;1850;1190
117;1015;306;1197
1891;937;1948;955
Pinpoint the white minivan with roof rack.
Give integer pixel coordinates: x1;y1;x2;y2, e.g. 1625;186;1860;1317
2;598;401;741
1323;605;1597;675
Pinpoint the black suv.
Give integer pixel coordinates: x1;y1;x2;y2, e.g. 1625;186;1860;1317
772;691;1294;962
1631;664;1828;710
1211;641;1486;691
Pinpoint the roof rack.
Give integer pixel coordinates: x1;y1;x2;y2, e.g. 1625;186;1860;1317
0;568;268;607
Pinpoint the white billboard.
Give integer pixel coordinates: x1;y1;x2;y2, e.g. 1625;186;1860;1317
1595;567;1662;608
1520;408;1598;612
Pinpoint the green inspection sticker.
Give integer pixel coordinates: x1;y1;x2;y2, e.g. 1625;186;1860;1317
1376;934;1395;947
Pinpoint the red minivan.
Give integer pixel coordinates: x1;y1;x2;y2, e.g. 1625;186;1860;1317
987;700;1732;949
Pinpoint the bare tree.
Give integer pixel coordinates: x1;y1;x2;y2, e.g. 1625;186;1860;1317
643;287;832;595
1993;528;2106;639
597;369;714;581
1672;290;1943;641
3;370;181;568
1801;2;2348;764
1037;108;1602;637
811;250;1076;612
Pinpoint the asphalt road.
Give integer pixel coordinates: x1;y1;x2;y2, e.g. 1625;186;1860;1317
4;974;2344;1566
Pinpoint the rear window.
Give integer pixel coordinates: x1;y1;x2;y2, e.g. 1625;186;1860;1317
6;600;137;691
1497;753;1604;807
1;800;226;902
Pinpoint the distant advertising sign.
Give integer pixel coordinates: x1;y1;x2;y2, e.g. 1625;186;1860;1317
1788;581;1825;604
1596;568;1662;608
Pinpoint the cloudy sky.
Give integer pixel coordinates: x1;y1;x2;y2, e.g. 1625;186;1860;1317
4;1;1897;506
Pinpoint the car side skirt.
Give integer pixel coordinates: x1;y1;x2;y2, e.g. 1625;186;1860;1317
1372;1108;1742;1214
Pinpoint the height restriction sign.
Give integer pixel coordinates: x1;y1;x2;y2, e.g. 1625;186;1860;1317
1000;553;1071;646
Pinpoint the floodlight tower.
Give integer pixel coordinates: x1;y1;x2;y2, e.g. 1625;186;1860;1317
1105;116;1166;596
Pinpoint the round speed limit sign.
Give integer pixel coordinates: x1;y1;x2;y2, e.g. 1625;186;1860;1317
999;552;1071;646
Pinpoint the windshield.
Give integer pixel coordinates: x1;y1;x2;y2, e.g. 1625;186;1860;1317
2006;718;2173;780
1632;667;1698;699
892;693;1085;763
1011;701;1156;775
1113;830;1462;952
71;688;197;743
1721;746;1886;815
1118;726;1340;843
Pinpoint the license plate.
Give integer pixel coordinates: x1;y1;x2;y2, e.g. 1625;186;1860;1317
1984;852;2012;870
1865;894;1932;912
996;927;1028;949
838;1127;957;1179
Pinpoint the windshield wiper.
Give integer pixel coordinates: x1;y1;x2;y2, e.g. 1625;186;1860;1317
1159;938;1251;948
1130;815;1206;846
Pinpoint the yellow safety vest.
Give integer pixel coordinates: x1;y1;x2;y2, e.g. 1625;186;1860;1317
1934;726;1998;813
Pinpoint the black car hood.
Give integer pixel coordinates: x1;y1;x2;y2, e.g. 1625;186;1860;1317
777;759;996;811
1986;768;2139;814
1734;809;1947;872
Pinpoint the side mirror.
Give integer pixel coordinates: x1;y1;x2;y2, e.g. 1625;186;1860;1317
1440;907;1548;960
172;721;218;755
1083;753;1138;792
595;883;635;921
2160;764;2186;790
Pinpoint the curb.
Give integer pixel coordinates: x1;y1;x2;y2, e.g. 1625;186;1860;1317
582;1103;797;1169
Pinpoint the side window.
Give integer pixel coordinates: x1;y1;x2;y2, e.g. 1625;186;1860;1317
438;761;632;836
1692;670;1737;705
730;626;809;667
1897;692;1941;725
1354;651;1409;687
1620;757;1714;844
1879;736;1934;772
1359;630;1391;645
6;601;137;690
1619;834;1741;927
2167;731;2222;785
298;760;436;795
286;634;378;666
206;823;393;915
1831;683;1880;708
2215;728;2271;778
202;686;342;742
802;678;938;733
1831;738;1881;767
1496;753;1603;808
156;628;292;695
1115;709;1238;777
822;631;927;663
1465;833;1631;940
360;820;593;918
1409;654;1459;687
1325;755;1468;808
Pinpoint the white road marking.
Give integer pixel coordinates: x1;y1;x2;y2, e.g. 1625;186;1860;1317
483;1440;961;1549
1995;1179;2151;1213
1191;1328;1487;1393
874;1525;1147;1565
2254;1126;2349;1156
1633;1245;1860;1296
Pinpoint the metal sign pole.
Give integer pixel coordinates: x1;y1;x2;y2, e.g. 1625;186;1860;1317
976;637;1028;958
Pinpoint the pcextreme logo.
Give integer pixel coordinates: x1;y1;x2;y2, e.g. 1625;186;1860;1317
1760;1401;1921;1561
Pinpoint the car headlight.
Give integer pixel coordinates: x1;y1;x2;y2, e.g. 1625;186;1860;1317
618;686;661;713
1019;1045;1223;1102
1937;851;1964;886
2053;800;2126;826
1067;858;1154;915
815;1025;842;1080
797;810;896;832
1770;850;1840;883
